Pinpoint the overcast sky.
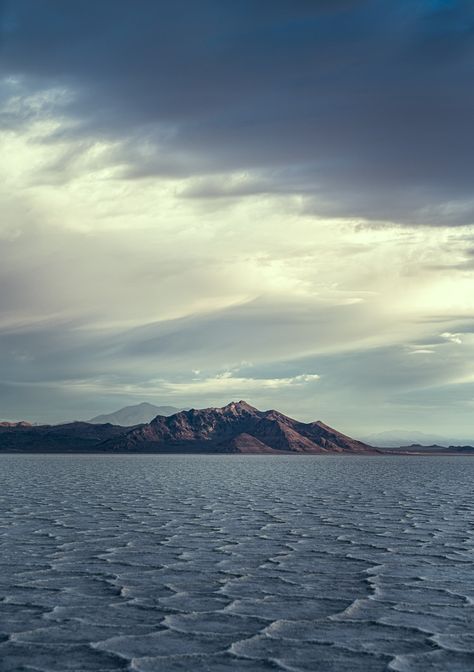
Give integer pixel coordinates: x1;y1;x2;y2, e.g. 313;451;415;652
1;0;473;436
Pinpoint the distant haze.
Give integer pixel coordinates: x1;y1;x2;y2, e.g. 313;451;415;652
362;430;474;449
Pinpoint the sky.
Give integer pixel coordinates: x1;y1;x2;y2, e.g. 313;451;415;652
0;0;473;436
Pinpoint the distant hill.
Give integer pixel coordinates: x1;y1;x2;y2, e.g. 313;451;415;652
383;443;474;454
101;401;378;454
88;402;182;426
0;422;130;452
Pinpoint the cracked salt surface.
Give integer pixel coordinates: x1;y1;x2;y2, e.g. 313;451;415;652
0;454;473;671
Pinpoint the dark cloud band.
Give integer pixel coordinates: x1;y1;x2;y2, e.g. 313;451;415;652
1;0;473;225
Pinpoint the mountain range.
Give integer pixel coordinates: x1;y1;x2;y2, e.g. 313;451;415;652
1;402;472;454
0;401;377;454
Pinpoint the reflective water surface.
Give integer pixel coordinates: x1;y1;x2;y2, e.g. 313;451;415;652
0;455;473;671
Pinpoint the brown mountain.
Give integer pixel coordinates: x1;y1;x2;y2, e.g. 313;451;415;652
100;401;377;454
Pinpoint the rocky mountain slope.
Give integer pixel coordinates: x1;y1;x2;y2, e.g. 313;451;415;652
101;401;377;454
88;402;182;426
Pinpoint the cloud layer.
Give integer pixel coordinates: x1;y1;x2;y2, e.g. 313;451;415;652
0;1;473;434
2;0;474;224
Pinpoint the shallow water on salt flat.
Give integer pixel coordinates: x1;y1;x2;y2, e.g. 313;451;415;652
0;454;473;672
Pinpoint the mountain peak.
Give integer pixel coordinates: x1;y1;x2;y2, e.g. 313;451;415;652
222;400;258;413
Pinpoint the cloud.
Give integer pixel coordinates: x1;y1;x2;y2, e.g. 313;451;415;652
1;0;474;224
441;331;463;344
158;372;321;395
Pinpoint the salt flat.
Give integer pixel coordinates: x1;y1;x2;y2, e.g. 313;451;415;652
0;455;473;671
